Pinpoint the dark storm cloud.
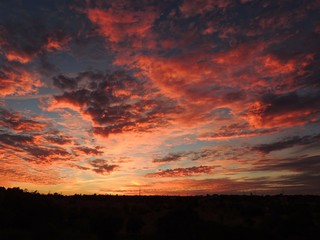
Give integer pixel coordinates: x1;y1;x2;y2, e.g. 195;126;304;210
250;155;320;194
89;159;118;175
145;165;216;178
0;130;34;145
247;88;320;127
253;133;320;154
275;173;320;194
39;53;59;72
0;19;68;60
0;133;72;165
52;74;79;90
254;155;320;174
0;0;99;78
0;16;70;78
153;146;247;163
24;145;70;159
0;0;74;95
73;146;103;155
261;90;320;117
265;30;320;65
200;122;278;139
153;152;187;163
0;107;49;132
53;70;180;137
0;107;75;165
45;135;72;145
222;91;246;102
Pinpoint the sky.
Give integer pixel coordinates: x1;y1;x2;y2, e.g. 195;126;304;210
0;0;320;195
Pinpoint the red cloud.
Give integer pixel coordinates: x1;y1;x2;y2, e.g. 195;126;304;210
5;53;32;64
0;107;75;166
245;89;320;128
88;7;156;43
0;108;49;132
180;0;231;18
0;65;42;96
86;1;317;131
0;162;63;185
0;20;71;64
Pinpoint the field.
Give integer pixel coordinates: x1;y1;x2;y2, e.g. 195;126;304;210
1;187;319;239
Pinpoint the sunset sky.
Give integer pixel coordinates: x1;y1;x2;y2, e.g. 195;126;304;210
1;0;320;195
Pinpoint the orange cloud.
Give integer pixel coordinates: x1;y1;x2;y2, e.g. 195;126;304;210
0;107;49;132
180;0;231;18
0;67;42;96
0;152;63;186
5;52;32;64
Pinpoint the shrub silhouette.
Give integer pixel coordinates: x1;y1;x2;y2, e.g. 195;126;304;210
1;188;320;239
89;209;124;239
126;215;144;235
156;207;204;239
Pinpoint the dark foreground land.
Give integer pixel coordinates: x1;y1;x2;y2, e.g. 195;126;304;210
0;187;319;240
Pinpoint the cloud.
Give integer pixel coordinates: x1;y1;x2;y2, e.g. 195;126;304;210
84;0;320;133
274;173;320;194
252;133;320;154
1;0;320;194
249;155;320;194
0;164;63;185
246;89;320;128
180;0;231;18
23;145;72;164
0;58;42;96
51;70;179;137
0;1;73;65
253;155;320;174
0;106;74;165
45;135;73;145
52;74;79;90
199;122;279;140
73;146;103;155
153;146;249;163
0;0;96;96
67;163;90;171
153;152;187;163
145;165;216;178
89;159;118;175
0;107;49;132
0;130;34;146
87;5;156;43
